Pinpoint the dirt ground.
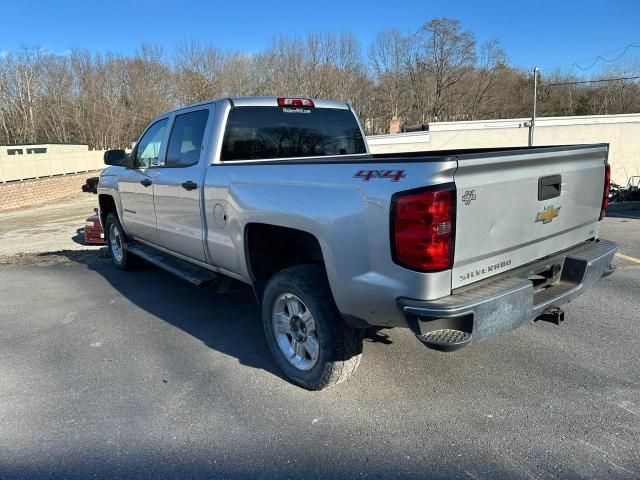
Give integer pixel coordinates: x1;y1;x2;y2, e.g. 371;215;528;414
0;193;105;265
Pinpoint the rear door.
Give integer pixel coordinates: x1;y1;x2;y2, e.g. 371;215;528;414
452;145;607;289
118;118;168;243
153;107;212;262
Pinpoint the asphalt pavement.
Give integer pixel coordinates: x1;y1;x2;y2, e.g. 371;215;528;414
0;210;638;479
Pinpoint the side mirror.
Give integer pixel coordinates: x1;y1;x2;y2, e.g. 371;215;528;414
104;149;127;166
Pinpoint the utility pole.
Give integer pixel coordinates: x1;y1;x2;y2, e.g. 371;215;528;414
529;67;539;147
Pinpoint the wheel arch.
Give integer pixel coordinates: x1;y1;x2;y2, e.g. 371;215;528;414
98;194;117;228
244;223;327;299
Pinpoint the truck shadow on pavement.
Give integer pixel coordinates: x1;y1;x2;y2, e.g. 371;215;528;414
41;249;291;382
39;249;389;384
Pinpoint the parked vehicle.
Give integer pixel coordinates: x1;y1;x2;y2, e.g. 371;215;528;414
626;176;640;201
82;176;100;194
608;176;640;203
97;96;617;390
84;208;106;245
609;182;624;203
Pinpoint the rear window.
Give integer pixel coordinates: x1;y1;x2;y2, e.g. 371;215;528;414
220;106;366;161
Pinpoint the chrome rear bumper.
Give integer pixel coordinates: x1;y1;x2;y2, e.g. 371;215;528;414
398;239;618;349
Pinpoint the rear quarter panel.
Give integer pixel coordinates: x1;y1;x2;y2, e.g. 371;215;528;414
204;160;456;327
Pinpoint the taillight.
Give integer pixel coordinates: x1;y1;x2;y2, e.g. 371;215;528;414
599;164;611;221
277;97;315;107
391;184;456;272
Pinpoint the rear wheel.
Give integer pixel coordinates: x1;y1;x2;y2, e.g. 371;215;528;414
105;212;139;270
262;265;363;390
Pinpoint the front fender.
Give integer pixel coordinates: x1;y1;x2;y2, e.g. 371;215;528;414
97;173;122;228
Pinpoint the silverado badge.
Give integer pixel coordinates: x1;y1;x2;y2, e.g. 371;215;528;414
536;205;561;224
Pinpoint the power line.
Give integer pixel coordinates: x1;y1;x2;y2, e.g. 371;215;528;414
545;75;640;86
569;43;640;73
540;42;640;74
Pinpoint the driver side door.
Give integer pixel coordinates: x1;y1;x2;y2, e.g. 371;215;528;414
118;118;168;243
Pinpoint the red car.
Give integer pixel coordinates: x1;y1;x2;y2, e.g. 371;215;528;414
84;208;106;245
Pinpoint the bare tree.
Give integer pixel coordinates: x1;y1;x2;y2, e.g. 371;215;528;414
0;19;638;147
369;28;408;122
412;18;477;121
468;39;506;119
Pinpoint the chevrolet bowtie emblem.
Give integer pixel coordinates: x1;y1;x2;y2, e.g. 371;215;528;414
536;206;561;224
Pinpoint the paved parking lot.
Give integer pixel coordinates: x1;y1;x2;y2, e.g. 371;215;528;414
0;201;639;479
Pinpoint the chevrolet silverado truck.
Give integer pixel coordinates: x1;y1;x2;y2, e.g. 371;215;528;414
98;96;617;390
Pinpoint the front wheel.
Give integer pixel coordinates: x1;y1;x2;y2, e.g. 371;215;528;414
105;212;139;270
262;265;363;390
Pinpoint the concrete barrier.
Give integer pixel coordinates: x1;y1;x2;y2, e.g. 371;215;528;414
0;147;105;183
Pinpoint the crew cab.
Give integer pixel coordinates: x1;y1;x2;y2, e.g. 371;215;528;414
98;96;617;390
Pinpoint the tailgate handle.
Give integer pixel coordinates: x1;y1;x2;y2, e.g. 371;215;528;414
538;175;561;201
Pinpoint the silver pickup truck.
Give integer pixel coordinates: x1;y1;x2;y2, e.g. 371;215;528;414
98;96;617;390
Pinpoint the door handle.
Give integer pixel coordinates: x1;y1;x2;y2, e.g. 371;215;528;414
182;181;198;191
140;179;152;187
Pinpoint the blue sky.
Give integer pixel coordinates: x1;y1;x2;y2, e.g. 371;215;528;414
1;0;639;74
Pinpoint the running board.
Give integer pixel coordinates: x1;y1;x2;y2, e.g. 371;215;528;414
126;243;218;287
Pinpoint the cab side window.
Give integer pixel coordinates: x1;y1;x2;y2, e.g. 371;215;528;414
134;118;168;168
164;109;209;168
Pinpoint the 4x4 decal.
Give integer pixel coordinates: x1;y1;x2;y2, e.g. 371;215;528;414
354;169;406;182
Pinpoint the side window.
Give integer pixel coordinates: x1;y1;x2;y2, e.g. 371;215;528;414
134;119;168;168
164;109;209;168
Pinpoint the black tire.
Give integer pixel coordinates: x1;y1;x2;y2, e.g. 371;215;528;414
262;264;363;390
104;212;140;270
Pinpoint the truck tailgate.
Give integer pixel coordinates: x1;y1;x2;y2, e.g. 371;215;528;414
452;145;607;289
